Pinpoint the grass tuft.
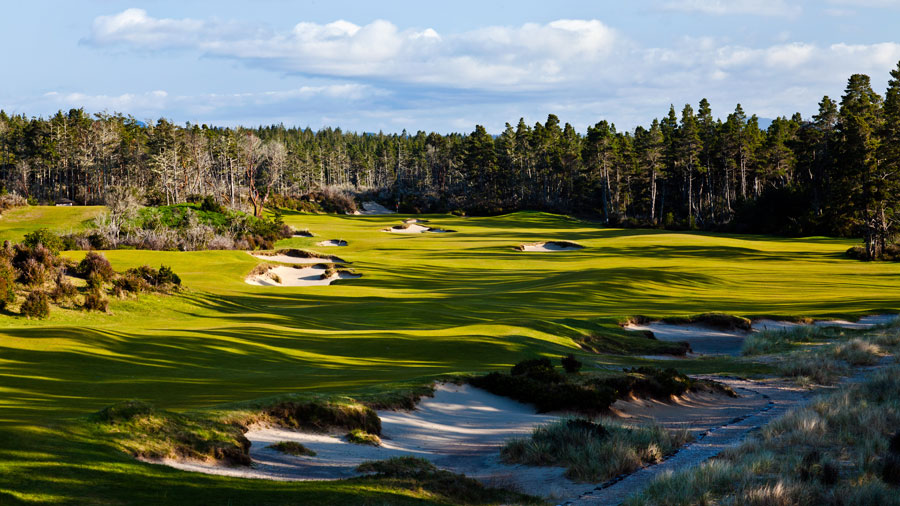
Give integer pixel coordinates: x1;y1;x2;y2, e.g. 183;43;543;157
346;429;381;446
502;417;691;482
268;441;316;457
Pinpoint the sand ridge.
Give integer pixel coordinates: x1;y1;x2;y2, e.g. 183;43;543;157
249;251;346;264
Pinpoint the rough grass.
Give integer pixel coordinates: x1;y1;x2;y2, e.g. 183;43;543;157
346;429;381;446
502;417;691;482
355;456;542;505
91;400;251;466
627;366;900;506
3;210;900;504
269;441;316;457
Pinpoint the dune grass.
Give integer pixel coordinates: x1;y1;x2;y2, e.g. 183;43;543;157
1;209;900;503
502;417;691;482
626;366;900;506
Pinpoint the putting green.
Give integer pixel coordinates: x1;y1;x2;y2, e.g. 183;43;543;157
1;208;898;504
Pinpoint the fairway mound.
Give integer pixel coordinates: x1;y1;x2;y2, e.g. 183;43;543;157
250;249;346;264
517;241;583;252
354;201;395;215
383;223;456;234
316;240;347;247
245;265;361;287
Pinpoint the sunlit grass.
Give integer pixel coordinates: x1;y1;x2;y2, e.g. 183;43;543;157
0;208;899;503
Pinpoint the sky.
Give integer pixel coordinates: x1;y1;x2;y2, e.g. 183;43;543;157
2;0;900;134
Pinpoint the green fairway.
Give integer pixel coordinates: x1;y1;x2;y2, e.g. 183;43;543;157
1;208;899;504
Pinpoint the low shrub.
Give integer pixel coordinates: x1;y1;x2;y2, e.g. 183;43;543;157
346;429;381;446
268;441;316;457
21;290;50;318
561;354;583;374
470;371;615;414
834;338;883;366
776;353;849;385
0;259;16;309
22;228;63;255
265;401;381;435
82;288;108;312
510;357;564;383
77;252;115;282
18;257;48;287
0;192;27;212
49;272;78;303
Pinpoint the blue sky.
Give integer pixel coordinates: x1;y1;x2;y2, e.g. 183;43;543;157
3;0;900;133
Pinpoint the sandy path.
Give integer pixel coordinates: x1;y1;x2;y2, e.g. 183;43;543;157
626;314;898;356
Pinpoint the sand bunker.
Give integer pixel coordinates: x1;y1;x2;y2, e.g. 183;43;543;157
245;265;360;287
249;250;345;264
403;218;429;224
354;201;395;215
316;240;347;247
384;223;454;234
626;314;899;356
518;241;583;252
150;384;595;499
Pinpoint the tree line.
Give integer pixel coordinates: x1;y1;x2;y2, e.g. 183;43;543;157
2;62;900;258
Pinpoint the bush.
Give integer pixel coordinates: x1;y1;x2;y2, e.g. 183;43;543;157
470;371;615;414
510;357;563;383
0;192;27;212
50;271;78;303
18;257;47;286
561;354;583;374
22;228;63;254
199;195;224;214
157;265;181;286
82;288;108;312
0;259;16;309
21;291;50;318
77;252;115;281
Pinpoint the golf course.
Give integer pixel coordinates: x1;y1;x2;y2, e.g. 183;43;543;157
0;206;898;504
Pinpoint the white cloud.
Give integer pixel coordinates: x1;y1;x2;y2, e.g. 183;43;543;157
87;10;619;91
661;0;801;16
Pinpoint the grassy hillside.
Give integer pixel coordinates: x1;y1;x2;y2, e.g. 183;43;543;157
0;205;105;242
0;208;898;504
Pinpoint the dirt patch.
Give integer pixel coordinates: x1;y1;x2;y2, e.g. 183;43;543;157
517;241;584;252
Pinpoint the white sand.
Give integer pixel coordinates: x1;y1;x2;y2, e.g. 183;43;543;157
354;201;395;215
403;218;428;224
245;265;361;287
249;252;343;264
386;223;431;234
316;240;347;247
147;384;596;500
520;241;582;252
626;314;899;356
